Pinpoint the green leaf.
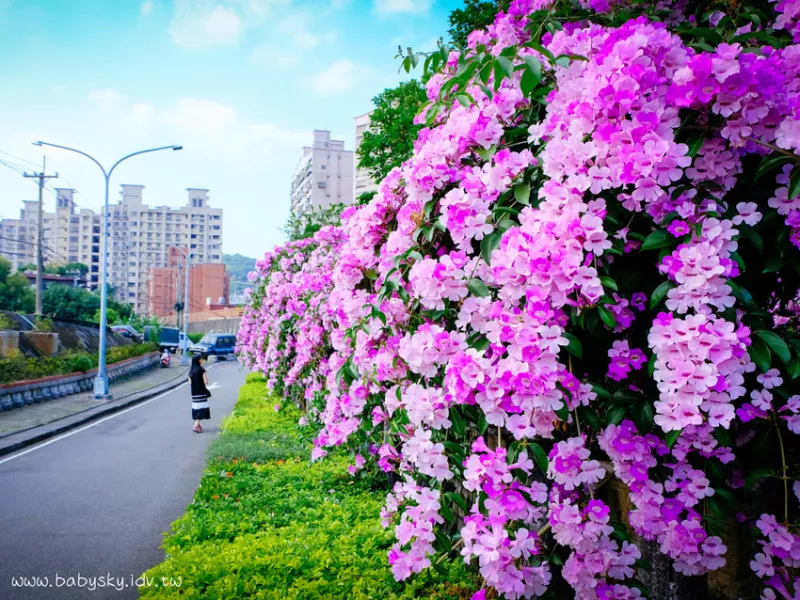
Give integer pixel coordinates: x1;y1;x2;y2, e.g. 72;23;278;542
527;41;555;64
530;443;548;474
496;56;514;79
749;336;772;372
445;491;469;513
599;275;618;292
371;306;387;326
476;145;496;161
641;230;675;251
728;279;754;307
634;402;655;432
650;281;674;310
745;468;774;488
514;182;531;205
754;154;794;182
521;55;542;86
790;165;800;201
607;405;627;426
467;278;491;298
598;305;617;329
686;134;705;158
562;332;583;359
450;408;466;437
425;102;443;127
755;330;791;365
738;226;763;254
554;401;569;422
480;231;502;265
440;502;455;523
520;69;537;97
665;430;681;449
790;358;800;380
497;219;516;233
454;93;474;108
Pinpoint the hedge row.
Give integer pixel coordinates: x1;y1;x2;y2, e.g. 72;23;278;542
0;342;159;384
139;374;476;600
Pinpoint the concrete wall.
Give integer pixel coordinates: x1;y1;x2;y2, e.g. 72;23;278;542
187;318;240;335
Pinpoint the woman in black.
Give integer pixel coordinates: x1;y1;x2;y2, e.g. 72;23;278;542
189;354;211;433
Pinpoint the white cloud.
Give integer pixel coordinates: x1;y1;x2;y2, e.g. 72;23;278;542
248;44;297;68
312;60;357;94
88;89;125;112
131;103;156;128
277;13;335;50
161;98;306;157
374;0;431;14
141;1;154;16
169;0;243;48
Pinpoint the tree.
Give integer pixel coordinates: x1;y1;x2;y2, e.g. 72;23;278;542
283;203;348;243
0;258;35;312
356;80;428;184
447;0;508;47
42;285;100;321
223;253;258;295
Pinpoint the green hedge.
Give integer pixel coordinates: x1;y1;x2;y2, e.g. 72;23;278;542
140;374;476;600
0;342;159;384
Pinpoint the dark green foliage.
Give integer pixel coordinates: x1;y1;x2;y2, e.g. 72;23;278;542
356;80;428;183
0;342;158;384
0;258;34;313
283;203;347;242
448;0;509;46
140;379;476;600
222;253;257;296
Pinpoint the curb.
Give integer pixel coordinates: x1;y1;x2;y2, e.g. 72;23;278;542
0;368;190;458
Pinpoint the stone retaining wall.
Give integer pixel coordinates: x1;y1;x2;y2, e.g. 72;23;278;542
0;352;160;411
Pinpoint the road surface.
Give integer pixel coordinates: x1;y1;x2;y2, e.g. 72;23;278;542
0;359;247;600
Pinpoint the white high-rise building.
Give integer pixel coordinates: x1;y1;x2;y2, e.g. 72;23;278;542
0;186;223;316
290;130;354;217
354;112;379;198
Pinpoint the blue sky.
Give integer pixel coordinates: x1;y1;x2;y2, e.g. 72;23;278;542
0;0;459;258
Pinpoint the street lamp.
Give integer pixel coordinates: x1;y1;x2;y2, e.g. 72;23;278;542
168;245;191;366
33;141;183;399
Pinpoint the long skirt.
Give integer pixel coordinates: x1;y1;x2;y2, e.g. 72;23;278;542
192;395;211;420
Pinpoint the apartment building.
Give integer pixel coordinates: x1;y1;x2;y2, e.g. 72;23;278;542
110;185;223;314
0;189;103;289
0;185;223;316
290;130;354;217
354;112;379;198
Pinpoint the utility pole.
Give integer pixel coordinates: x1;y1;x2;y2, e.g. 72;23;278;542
182;251;191;366
23;157;58;315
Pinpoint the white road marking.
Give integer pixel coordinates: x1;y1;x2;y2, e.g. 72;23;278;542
0;364;223;466
0;383;188;466
207;382;221;390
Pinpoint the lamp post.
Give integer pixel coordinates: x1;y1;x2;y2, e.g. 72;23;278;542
33;141;183;399
168;245;191;366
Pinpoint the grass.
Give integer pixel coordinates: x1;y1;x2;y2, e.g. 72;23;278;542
140;373;476;600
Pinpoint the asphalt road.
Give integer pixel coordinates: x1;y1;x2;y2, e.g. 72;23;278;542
0;359;247;600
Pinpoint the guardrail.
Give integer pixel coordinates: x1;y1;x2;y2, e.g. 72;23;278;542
0;352;160;411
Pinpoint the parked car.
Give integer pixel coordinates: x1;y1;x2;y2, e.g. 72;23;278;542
189;333;237;358
111;325;142;341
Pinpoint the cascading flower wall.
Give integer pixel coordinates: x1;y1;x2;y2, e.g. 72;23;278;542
238;0;800;597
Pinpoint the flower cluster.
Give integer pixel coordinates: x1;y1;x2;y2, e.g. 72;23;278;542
240;0;800;597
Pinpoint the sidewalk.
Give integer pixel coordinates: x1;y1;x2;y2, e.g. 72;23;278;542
0;361;189;457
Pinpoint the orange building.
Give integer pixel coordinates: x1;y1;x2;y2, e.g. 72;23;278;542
147;247;230;320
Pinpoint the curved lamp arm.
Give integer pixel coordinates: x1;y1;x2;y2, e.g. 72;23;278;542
33;141;108;178
109;145;183;177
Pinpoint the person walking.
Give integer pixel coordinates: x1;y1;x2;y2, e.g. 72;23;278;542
189;354;211;433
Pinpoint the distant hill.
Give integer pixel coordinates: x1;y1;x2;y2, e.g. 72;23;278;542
223;253;257;295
